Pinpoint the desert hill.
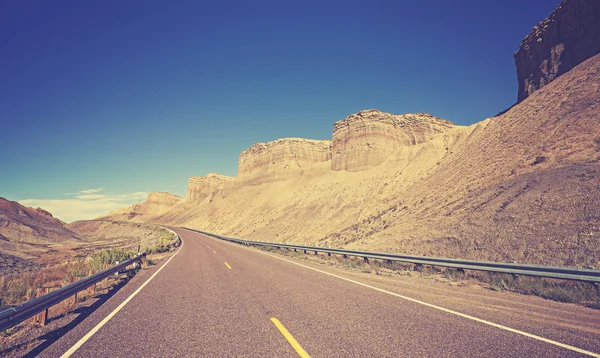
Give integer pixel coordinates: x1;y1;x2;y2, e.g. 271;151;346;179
0;197;83;259
0;196;180;274
100;192;182;222
101;0;600;267
0;197;85;273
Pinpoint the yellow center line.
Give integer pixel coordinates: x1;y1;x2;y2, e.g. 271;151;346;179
224;262;232;269
271;318;311;358
213;250;216;254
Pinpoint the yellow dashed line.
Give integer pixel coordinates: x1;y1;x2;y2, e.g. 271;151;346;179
224;262;232;269
271;318;310;358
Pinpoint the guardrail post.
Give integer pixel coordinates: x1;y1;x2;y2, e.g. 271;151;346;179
363;257;369;263
303;249;307;254
102;264;109;288
88;270;97;295
69;277;78;306
32;288;49;327
314;250;318;255
327;252;331;256
343;254;348;258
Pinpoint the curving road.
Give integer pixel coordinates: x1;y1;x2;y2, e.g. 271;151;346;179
39;228;600;357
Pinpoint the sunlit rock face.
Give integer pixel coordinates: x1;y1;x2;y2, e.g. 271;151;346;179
331;109;454;172
186;173;233;202
237;138;331;185
146;191;182;207
514;0;600;103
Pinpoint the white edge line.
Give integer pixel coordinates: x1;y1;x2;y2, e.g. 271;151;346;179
60;235;184;358
225;240;600;358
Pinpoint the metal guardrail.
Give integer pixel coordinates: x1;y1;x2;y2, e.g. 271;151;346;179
184;228;600;284
0;253;145;332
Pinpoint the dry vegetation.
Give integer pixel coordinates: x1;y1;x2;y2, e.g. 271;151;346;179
0;228;179;357
0;228;177;307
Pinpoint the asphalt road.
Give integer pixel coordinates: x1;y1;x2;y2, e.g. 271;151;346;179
39;228;600;357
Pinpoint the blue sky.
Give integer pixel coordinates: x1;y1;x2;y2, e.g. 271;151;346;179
1;0;560;222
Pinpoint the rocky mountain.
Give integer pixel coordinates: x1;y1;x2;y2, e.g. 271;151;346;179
0;197;83;273
102;1;600;267
514;0;600;102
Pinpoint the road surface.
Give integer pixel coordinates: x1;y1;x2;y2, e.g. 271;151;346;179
40;228;600;357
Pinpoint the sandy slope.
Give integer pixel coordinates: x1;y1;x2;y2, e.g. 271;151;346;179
102;54;600;268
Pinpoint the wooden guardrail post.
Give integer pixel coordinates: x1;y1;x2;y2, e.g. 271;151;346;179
88;270;97;295
32;288;49;327
69;277;78;306
102;264;109;288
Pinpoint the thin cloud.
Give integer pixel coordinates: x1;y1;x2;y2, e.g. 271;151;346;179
66;188;104;196
76;194;106;200
79;188;103;194
20;191;148;223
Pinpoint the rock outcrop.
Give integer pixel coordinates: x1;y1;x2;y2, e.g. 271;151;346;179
237;138;331;185
331;110;455;172
514;0;600;102
187;173;234;202
145;192;182;209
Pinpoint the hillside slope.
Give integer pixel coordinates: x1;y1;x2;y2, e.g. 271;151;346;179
103;52;600;267
0;197;83;260
102;1;600;267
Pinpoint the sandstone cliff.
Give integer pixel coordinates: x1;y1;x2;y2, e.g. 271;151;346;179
237;138;331;185
187;173;234;202
331;110;455;172
514;0;600;102
104;1;600;267
148;55;600;267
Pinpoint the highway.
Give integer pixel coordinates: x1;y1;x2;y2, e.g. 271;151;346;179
40;228;600;357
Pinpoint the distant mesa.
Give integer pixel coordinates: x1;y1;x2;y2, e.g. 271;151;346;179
514;0;600;102
98;191;182;222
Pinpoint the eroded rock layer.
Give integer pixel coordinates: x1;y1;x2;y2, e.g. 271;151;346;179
514;0;600;102
331;110;455;172
187;173;233;202
237;138;331;185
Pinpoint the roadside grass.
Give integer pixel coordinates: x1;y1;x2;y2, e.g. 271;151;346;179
0;247;137;307
253;244;600;309
144;230;179;255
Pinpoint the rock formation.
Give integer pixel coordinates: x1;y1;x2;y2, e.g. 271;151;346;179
145;191;183;208
98;191;183;222
331;110;455;172
187;173;234;202
102;1;600;267
514;0;600;102
237;138;331;185
0;197;83;272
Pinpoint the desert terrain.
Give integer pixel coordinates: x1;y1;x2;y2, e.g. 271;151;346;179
98;0;600;269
